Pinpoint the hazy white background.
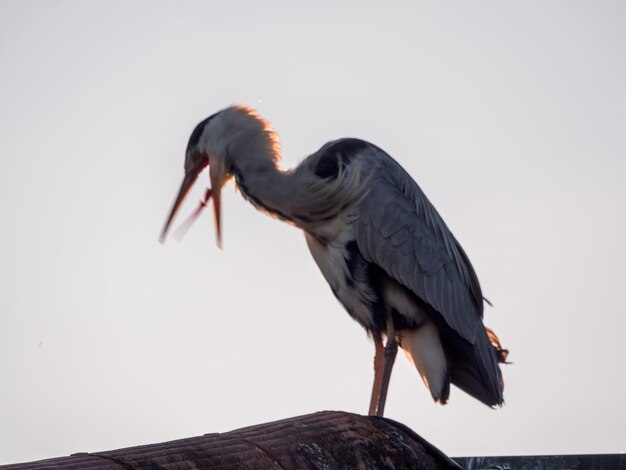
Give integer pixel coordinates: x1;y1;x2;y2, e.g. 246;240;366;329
1;0;625;464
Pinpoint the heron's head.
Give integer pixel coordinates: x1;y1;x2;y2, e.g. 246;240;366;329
160;105;280;247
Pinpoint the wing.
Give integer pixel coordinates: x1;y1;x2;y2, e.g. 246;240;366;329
353;141;484;344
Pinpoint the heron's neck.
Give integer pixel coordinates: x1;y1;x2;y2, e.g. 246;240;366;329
231;152;300;222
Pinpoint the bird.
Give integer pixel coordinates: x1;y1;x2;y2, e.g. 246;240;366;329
161;105;508;416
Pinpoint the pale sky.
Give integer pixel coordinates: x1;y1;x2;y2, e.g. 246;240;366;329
1;0;625;465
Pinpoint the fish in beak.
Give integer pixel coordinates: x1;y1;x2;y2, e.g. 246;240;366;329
160;155;223;248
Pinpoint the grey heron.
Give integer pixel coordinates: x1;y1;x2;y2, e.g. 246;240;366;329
161;105;508;416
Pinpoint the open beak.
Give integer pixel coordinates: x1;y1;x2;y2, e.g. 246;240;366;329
211;171;222;248
160;157;223;248
159;159;210;243
159;171;200;243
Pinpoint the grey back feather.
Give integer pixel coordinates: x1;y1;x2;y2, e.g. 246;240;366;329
351;141;485;344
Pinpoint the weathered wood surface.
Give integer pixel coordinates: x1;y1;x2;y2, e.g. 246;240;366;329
1;411;461;470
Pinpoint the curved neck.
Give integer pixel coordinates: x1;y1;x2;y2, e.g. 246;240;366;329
231;155;300;223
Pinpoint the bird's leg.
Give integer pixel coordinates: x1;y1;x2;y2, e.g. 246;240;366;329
368;332;384;415
375;311;398;417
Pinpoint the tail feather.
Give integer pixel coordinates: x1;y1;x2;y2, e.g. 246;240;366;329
400;298;508;407
448;325;506;407
428;311;506;407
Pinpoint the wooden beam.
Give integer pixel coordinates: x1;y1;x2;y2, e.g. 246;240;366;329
0;411;461;469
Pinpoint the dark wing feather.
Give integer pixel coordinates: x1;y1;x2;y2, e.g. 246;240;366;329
309;138;503;405
351;142;503;405
353;143;483;344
